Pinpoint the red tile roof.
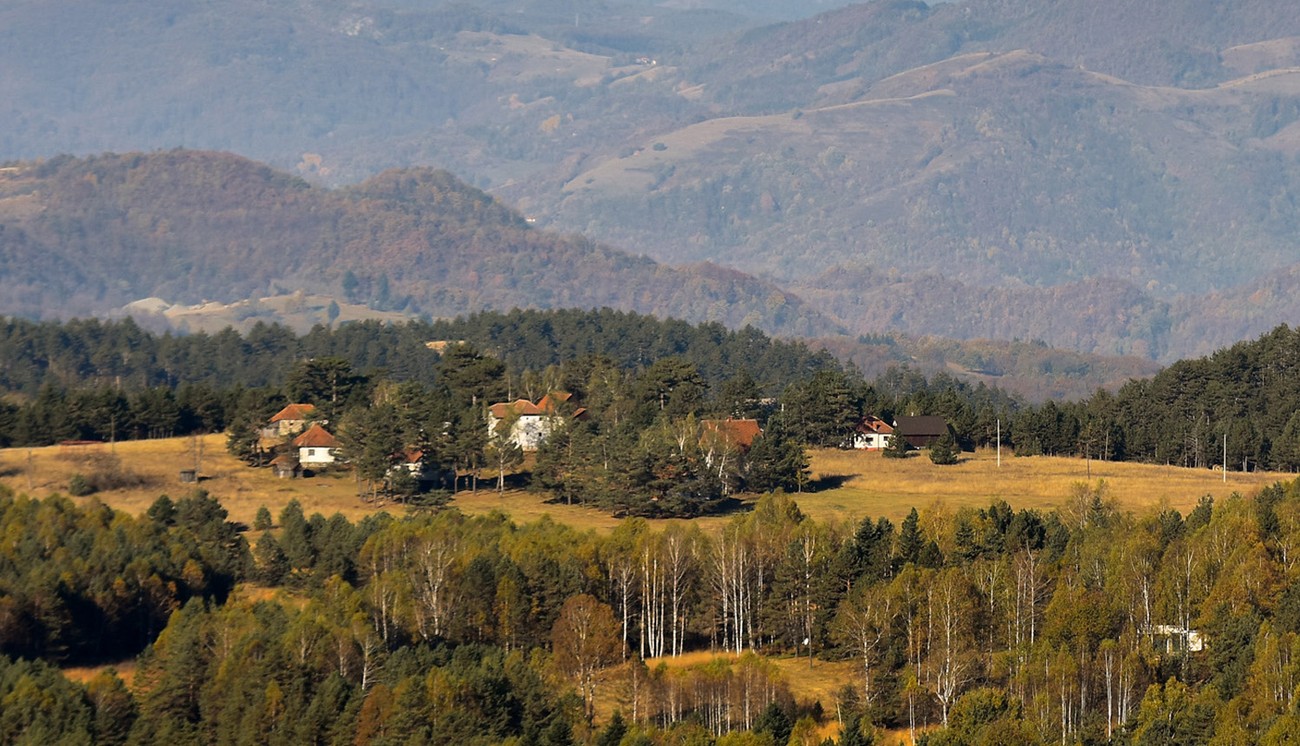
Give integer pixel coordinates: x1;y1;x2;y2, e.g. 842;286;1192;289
488;399;543;418
857;416;893;435
271;403;316;422
537;391;572;411
292;423;339;448
488;392;577;419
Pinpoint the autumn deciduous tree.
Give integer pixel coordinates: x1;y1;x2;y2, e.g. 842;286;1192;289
551;594;623;723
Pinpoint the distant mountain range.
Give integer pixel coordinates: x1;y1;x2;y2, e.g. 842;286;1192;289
0;151;1159;401
0;151;834;337
2;0;1300;362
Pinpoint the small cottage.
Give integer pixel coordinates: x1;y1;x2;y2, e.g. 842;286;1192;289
486;392;586;451
270;453;302;479
292;423;340;467
852;416;894;450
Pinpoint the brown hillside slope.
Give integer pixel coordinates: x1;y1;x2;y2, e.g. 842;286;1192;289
0;151;838;338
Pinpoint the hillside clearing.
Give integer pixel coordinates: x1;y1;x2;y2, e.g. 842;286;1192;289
0;435;1283;531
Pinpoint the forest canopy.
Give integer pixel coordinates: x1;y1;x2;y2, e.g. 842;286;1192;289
5;478;1300;744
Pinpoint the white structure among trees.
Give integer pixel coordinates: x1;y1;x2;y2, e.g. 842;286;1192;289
486;392;584;451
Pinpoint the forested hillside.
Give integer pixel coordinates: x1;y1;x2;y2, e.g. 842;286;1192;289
0;311;840;398
6;0;1300;359
0;152;834;337
1030;323;1300;472
10;479;1300;744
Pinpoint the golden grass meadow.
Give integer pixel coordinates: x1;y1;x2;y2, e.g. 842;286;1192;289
0;433;1286;532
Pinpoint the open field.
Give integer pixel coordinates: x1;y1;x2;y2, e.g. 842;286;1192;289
0;435;1289;532
454;447;1288;531
0;434;378;527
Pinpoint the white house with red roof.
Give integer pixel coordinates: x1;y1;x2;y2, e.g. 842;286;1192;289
265;403;317;438
486;392;585;451
852;416;894;450
292;422;340;467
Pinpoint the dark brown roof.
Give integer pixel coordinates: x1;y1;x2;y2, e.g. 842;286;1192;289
893;416;948;437
893;415;950;447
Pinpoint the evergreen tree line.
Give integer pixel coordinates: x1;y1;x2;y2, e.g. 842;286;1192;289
13;315;1300;478
0;309;840;402
15;479;1300;743
1013;324;1300;471
0;487;246;665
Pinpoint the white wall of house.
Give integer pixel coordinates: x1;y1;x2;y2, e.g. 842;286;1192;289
488;413;555;451
299;446;337;466
852;432;892;450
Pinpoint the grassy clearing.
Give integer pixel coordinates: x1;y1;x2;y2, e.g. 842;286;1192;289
0;437;1287;533
0;434;382;527
62;660;138;688
797;446;1283;526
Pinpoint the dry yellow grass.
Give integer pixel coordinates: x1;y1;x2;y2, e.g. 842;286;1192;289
588;650;937;743
796;446;1285;526
62;660;138;688
1;437;1286;534
0;434;385;526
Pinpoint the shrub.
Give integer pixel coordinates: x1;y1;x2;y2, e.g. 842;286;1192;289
67;473;94;496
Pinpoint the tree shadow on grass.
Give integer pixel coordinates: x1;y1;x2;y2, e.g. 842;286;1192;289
808;473;853;492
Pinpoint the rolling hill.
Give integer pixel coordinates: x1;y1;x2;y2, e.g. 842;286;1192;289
3;0;1300;361
0;151;837;337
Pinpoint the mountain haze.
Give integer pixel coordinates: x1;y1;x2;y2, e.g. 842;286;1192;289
3;0;1300;360
0;151;836;337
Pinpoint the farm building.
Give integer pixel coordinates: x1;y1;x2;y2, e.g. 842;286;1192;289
893;415;952;448
264;403;318;438
487;392;586;451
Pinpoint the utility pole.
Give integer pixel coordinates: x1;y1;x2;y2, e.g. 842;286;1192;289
996;419;1001;468
1223;432;1227;484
